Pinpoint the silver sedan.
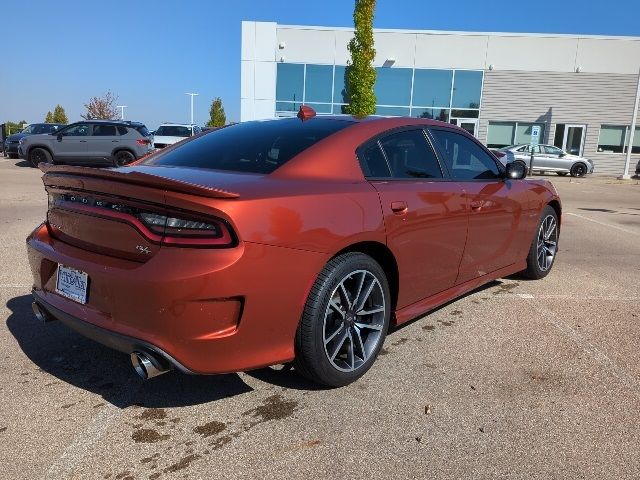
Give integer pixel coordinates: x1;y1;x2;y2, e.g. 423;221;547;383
495;144;594;177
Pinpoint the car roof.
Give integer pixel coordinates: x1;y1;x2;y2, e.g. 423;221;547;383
158;123;197;127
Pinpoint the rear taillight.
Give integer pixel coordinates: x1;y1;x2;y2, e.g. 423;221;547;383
49;192;236;248
492;151;506;159
137;212;234;246
136;139;151;146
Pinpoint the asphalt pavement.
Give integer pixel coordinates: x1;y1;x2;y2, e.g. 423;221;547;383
1;159;639;479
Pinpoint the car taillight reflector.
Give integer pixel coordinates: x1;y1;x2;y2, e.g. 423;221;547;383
136;139;151;146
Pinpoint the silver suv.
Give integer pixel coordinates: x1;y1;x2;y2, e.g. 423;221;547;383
18;120;153;168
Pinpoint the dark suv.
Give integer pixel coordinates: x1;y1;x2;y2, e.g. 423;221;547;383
18;120;153;167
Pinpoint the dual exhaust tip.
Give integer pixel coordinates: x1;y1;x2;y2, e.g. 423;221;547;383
32;301;170;381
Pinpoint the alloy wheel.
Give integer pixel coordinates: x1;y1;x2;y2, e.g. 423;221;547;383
322;269;386;372
536;214;557;271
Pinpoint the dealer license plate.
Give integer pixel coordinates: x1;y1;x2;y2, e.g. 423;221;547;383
55;265;89;304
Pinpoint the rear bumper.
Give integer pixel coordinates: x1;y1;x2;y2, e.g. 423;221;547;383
26;223;328;374
32;292;194;373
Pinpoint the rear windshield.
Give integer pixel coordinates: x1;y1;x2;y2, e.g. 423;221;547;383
142;118;352;174
135;125;151;137
155;125;192;137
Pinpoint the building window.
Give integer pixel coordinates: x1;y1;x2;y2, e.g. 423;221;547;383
486;121;546;148
375;67;413;106
451;70;483;109
412;69;452;109
305;65;333;104
274;63;483;121
597;125;640;154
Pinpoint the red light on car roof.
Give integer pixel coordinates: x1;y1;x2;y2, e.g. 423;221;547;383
297;105;316;121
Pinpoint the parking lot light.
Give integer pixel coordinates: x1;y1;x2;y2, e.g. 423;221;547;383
185;93;199;125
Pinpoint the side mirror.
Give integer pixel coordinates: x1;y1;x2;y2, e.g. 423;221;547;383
505;160;527;180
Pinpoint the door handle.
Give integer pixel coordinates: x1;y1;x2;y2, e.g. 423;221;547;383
111;140;119;143
391;201;408;215
80;140;87;143
470;200;483;210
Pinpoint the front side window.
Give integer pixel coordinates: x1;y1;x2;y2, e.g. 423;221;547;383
379;130;443;179
61;124;91;136
142;118;352;174
429;129;500;180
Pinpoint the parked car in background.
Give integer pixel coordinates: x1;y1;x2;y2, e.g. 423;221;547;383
4;123;64;159
152;123;201;149
493;144;594;177
26;114;561;387
18;120;153;167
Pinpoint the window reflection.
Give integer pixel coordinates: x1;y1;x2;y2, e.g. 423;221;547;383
412;69;452;107
375;67;412;106
375;106;411;117
276;63;304;103
411;108;449;122
451;70;483;109
305;65;333;103
333;65;348;105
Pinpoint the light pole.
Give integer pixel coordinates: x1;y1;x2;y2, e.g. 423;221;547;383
620;66;640;180
116;105;128;120
185;93;199;125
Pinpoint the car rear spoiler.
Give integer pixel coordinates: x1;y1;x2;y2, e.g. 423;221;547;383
39;163;240;199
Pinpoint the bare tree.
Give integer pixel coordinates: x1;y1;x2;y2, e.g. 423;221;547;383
82;91;119;120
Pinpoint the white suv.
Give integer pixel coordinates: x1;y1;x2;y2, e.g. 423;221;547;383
152;123;201;149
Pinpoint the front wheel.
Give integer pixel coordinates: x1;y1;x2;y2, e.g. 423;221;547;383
522;205;559;280
28;148;52;167
294;252;391;387
570;163;587;177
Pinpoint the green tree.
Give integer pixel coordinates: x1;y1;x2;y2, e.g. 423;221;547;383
6;120;27;135
45;111;54;123
345;0;377;118
206;97;226;127
52;105;69;124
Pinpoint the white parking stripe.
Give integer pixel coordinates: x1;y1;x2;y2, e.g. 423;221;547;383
565;212;639;235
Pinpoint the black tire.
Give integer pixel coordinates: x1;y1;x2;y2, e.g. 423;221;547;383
522;205;559;280
8;153;19;159
293;252;391;387
113;150;135;167
556;172;568;176
570;163;587;177
28;148;52;168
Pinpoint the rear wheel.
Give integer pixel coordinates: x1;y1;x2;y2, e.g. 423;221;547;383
522;205;559;280
570;163;587;177
113;150;135;167
294;252;391;387
29;148;52;167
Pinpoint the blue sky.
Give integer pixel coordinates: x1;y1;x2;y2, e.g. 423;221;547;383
1;0;638;128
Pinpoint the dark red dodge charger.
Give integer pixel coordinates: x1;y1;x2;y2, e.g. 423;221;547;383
27;111;560;386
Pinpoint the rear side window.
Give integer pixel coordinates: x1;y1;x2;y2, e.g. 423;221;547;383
93;125;117;136
429;129;501;180
380;129;443;179
142;119;352;174
359;143;391;177
117;126;129;136
136;125;151;137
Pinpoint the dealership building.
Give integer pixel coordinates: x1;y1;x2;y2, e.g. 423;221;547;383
240;21;640;175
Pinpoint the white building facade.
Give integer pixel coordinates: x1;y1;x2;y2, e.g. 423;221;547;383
241;21;640;175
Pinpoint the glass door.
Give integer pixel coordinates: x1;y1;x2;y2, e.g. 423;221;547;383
555;124;586;155
451;118;479;137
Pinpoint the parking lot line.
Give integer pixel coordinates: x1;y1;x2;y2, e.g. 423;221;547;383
565;212;639;235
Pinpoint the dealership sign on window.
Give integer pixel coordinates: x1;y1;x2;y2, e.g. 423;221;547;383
530;125;541;145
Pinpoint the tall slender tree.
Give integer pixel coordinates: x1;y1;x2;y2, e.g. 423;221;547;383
206;97;226;127
345;0;377;118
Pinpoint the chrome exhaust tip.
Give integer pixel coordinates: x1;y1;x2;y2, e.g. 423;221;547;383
131;351;170;380
32;302;51;323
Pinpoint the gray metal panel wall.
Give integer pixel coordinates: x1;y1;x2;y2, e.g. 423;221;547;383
478;71;639;175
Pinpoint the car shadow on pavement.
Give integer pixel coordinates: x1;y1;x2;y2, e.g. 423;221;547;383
6;294;253;408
